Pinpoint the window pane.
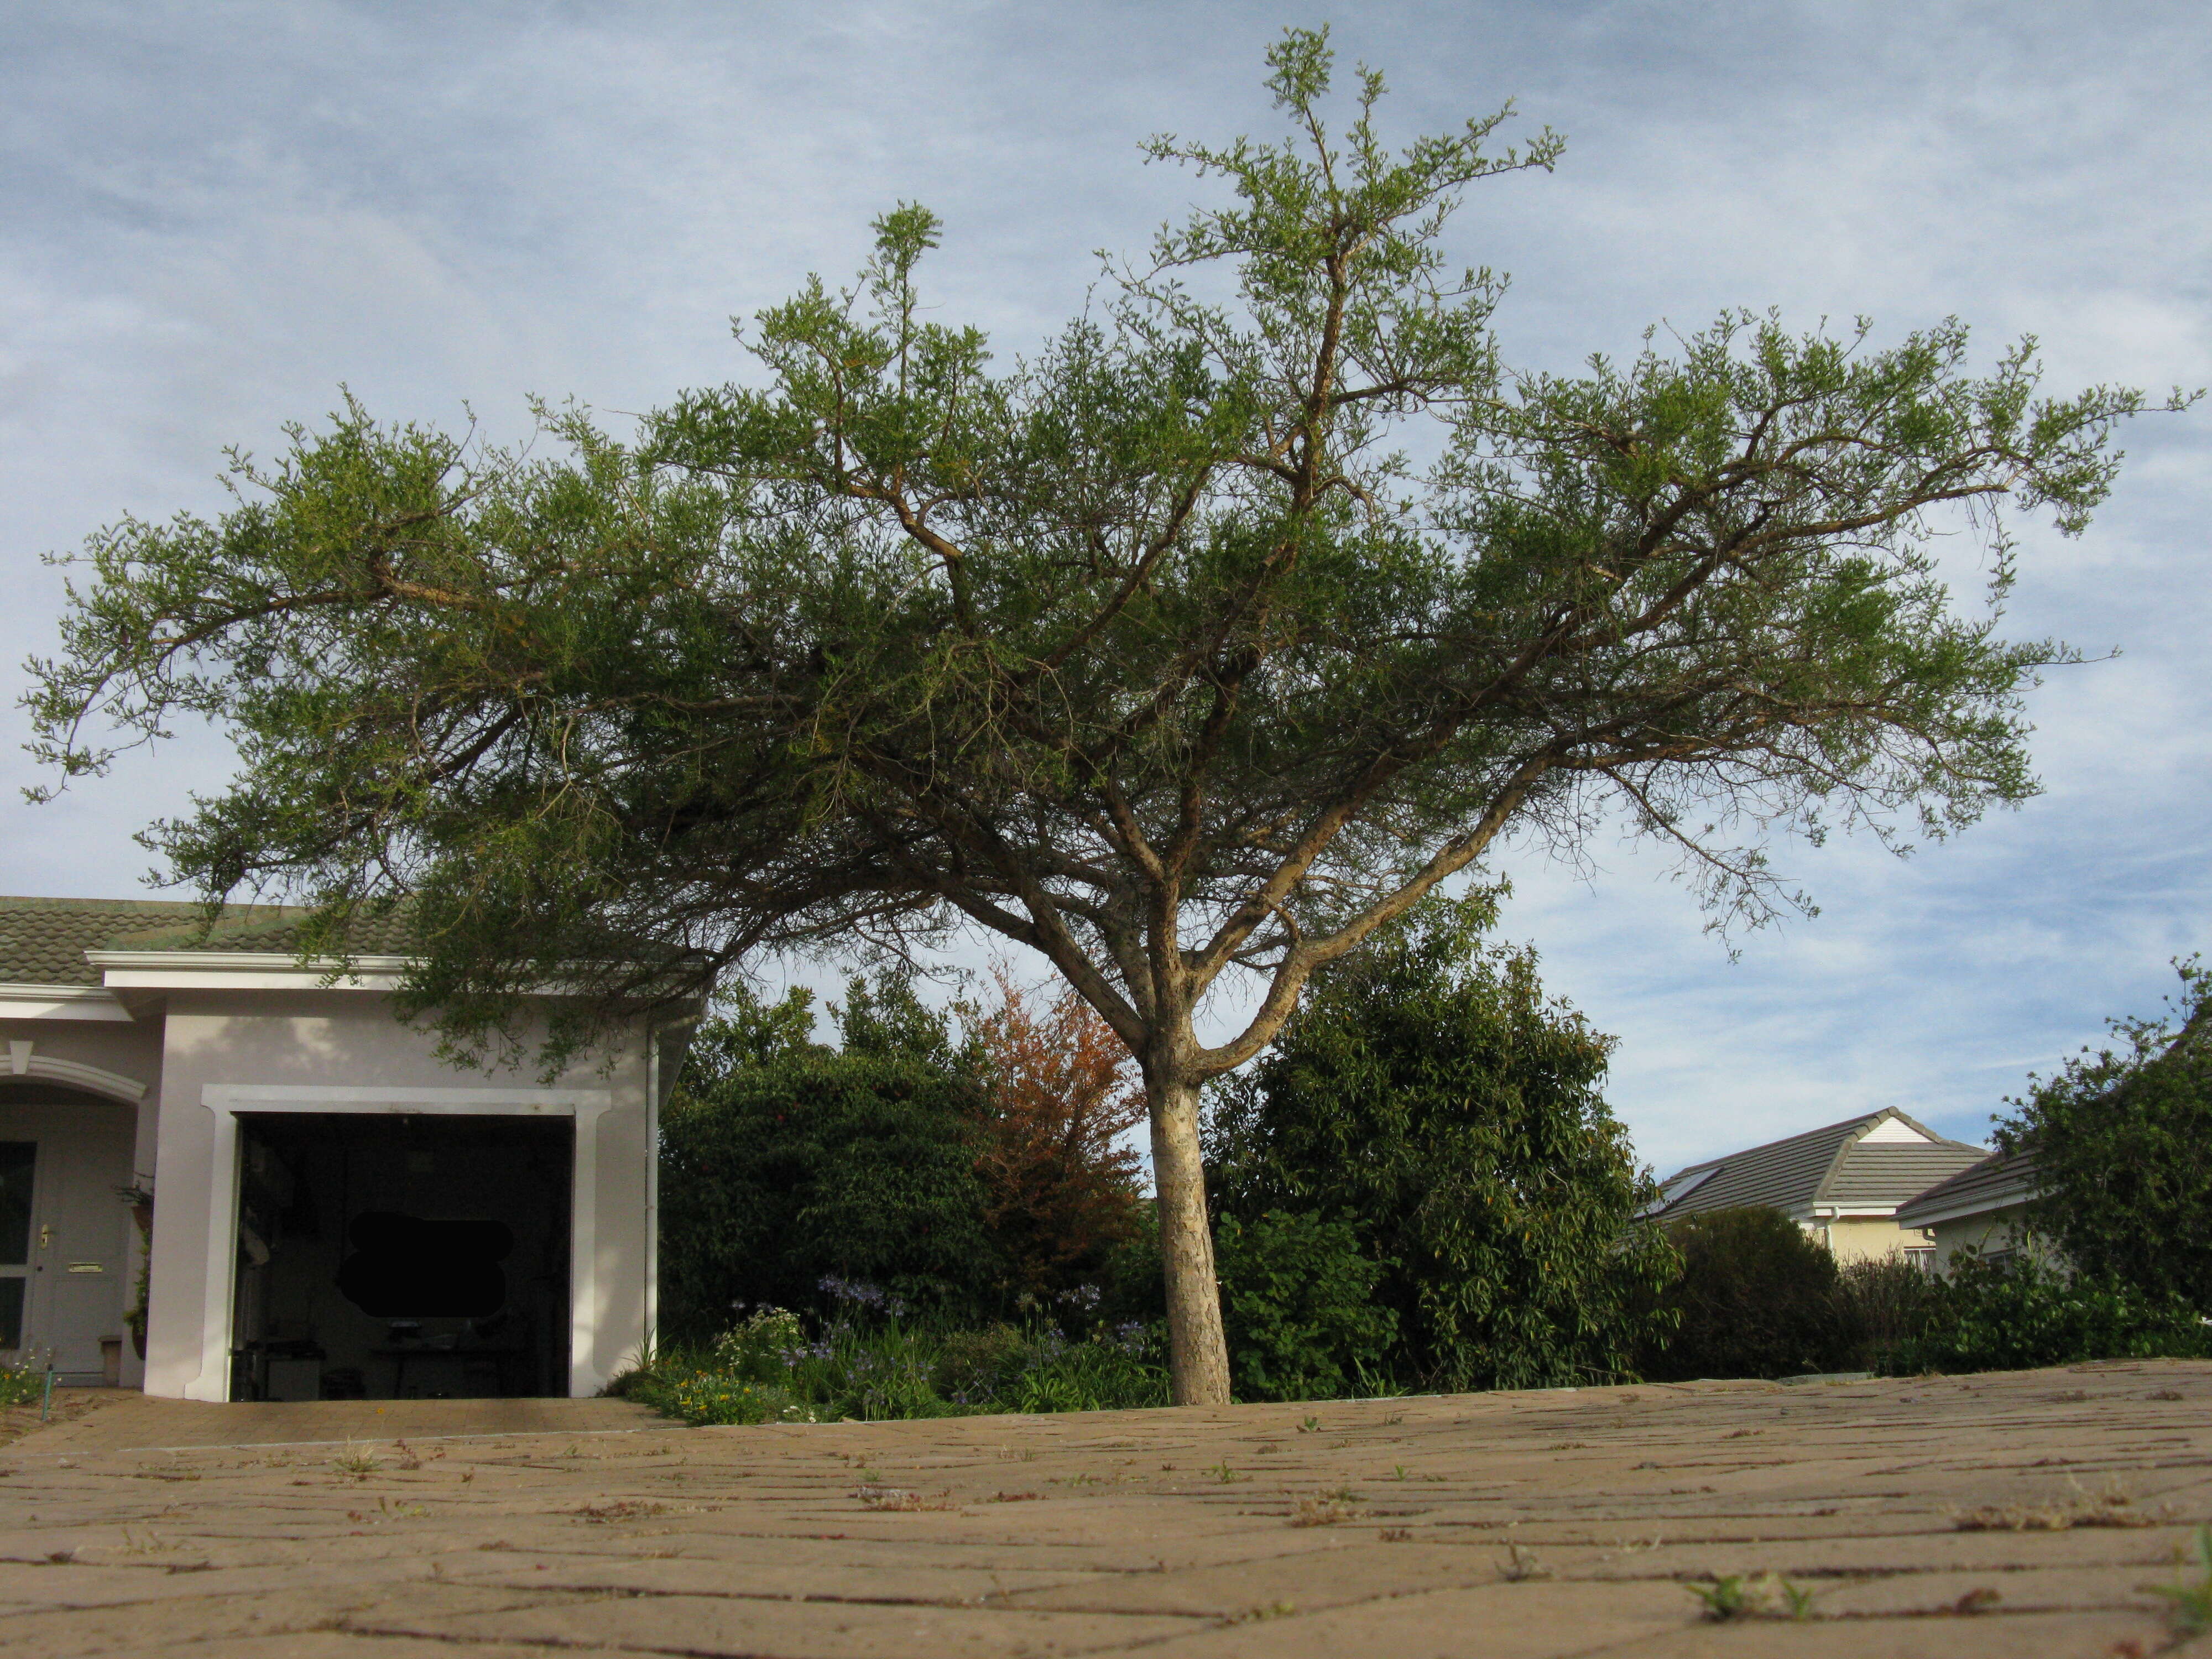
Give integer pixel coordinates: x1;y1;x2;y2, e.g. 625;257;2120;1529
0;1276;23;1349
0;1143;34;1266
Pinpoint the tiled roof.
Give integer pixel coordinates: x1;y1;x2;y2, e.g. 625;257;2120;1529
0;896;207;985
1820;1141;1993;1208
0;895;420;986
1895;1147;2041;1227
106;905;420;958
1651;1109;1988;1223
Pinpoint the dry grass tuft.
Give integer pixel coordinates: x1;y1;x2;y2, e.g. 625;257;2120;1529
1501;1542;1552;1582
1953;1477;2165;1532
571;1500;668;1524
854;1485;961;1511
1290;1490;1365;1527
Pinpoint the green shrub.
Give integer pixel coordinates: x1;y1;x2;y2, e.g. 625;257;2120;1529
1887;1253;2212;1374
0;1361;41;1408
1209;903;1681;1392
659;1050;1002;1335
1642;1207;1858;1380
1214;1209;1398;1401
1834;1253;1947;1373
658;1374;821;1426
709;1306;810;1382
1997;961;2212;1306
615;1286;1171;1426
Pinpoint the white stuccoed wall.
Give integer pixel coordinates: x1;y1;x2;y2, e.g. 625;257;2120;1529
140;989;655;1400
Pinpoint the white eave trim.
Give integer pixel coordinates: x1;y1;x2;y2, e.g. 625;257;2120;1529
85;949;415;993
0;982;135;1022
1896;1186;2038;1229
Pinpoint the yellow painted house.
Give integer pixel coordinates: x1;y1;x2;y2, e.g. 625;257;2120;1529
1645;1108;1989;1262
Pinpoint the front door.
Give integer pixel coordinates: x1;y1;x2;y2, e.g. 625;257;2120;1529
0;1115;134;1381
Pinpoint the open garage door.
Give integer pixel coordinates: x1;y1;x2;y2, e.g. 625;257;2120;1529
229;1113;572;1400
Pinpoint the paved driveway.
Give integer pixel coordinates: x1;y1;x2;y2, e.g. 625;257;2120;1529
4;1360;2210;1656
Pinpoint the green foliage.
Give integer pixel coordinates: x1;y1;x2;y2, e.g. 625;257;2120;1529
659;973;1157;1338
833;967;976;1073
0;1361;43;1408
1095;1202;1168;1327
1833;1253;1947;1374
614;1298;1170;1425
1209;902;1680;1391
685;983;822;1072
658;987;1000;1334
1686;1574;1815;1623
23;27;2164;1088
708;1305;810;1381
1885;1253;2212;1375
1213;1209;1398;1402
649;1373;821;1426
1642;1207;1855;1381
2154;1526;2212;1640
1996;959;2212;1303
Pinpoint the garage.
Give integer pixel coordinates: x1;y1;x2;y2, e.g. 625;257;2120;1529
229;1112;573;1401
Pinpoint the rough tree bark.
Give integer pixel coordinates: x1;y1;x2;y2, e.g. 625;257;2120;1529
1145;1067;1233;1406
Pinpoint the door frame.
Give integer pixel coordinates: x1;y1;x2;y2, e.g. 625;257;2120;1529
190;1085;611;1401
0;1107;136;1378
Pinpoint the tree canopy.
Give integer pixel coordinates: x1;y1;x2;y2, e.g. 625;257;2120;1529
24;27;2173;1401
1207;899;1679;1390
1996;960;2212;1302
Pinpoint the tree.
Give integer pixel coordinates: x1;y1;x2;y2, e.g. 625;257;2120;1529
25;29;2170;1403
1995;960;2212;1303
658;979;1000;1334
968;969;1147;1301
1207;900;1679;1389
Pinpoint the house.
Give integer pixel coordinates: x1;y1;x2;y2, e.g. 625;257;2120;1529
1644;1107;1989;1262
1892;1146;2042;1272
1;896;692;1401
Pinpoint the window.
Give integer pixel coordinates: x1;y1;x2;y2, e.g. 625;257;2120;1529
0;1141;34;1350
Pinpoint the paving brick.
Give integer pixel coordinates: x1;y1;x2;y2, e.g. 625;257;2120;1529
4;1359;2208;1655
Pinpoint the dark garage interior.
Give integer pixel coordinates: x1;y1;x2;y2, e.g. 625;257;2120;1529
229;1112;572;1400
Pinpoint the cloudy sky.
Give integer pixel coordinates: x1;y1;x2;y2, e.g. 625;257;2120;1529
3;1;2206;1175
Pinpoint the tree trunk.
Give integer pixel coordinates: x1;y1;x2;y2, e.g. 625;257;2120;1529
1146;1070;1233;1405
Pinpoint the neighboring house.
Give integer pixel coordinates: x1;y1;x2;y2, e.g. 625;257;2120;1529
1892;1147;2042;1273
1;896;693;1401
1645;1108;1989;1262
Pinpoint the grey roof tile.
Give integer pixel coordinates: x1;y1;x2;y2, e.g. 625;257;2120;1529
0;896;206;985
0;895;421;986
1894;1148;2041;1225
1820;1142;1991;1208
1653;1109;1987;1223
106;905;419;957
